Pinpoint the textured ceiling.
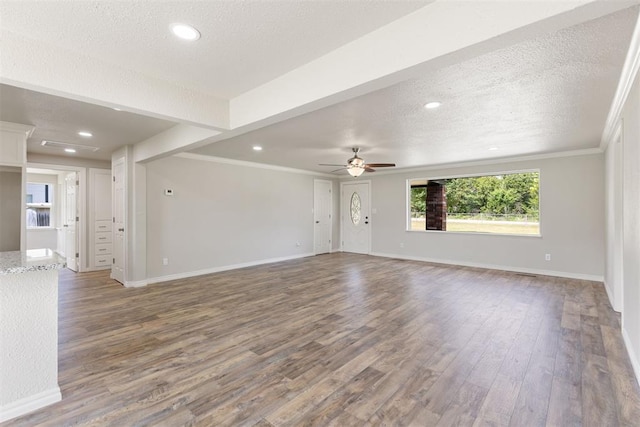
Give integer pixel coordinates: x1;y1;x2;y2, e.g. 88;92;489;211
0;84;176;161
193;8;637;172
0;0;429;98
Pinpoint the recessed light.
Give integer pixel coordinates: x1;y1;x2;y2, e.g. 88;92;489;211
253;146;263;151
170;23;201;41
424;101;441;109
113;107;122;111
78;131;92;137
489;147;498;151
64;148;76;153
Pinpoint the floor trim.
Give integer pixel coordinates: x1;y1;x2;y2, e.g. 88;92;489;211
369;252;604;282
0;387;61;423
143;253;316;286
623;327;640;387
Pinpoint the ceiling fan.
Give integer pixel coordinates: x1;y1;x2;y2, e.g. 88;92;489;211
319;147;396;177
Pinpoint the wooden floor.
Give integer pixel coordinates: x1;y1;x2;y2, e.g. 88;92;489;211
4;253;640;426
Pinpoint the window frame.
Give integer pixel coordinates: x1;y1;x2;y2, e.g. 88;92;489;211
405;168;541;237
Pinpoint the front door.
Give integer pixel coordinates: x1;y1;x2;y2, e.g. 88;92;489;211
64;172;78;271
314;180;332;255
342;181;370;254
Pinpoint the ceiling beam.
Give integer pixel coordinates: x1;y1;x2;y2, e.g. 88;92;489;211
133;124;221;163
230;0;639;131
0;30;230;131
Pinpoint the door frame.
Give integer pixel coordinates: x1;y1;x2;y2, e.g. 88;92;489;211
313;179;333;255
340;180;371;254
111;155;127;284
26;162;86;272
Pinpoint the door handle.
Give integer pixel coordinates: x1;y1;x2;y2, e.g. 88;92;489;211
315;221;320;224
63;224;68;228
365;221;369;224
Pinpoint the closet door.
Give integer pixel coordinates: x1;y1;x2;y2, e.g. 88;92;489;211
64;172;78;271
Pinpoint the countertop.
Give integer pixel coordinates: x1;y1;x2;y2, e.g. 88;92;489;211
0;249;66;275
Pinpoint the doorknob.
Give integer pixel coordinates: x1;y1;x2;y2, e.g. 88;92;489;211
315;221;320;224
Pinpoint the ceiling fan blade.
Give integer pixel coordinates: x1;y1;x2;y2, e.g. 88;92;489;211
365;167;376;172
331;167;347;173
319;163;346;167
365;163;396;168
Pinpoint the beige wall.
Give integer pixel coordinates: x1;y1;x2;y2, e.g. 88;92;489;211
353;153;605;279
145;155;339;281
0;169;22;251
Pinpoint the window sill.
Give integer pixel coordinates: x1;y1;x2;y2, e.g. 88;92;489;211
405;229;542;238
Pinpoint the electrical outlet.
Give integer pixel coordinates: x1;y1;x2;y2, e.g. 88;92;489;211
545;254;551;261
162;257;169;265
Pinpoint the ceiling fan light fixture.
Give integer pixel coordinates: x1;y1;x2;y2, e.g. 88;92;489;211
347;165;365;177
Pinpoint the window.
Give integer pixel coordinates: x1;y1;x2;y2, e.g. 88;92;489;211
409;171;539;235
26;183;53;227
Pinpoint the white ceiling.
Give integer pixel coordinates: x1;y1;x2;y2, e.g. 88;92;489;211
0;0;429;99
0;84;176;161
0;2;636;172
193;7;637;172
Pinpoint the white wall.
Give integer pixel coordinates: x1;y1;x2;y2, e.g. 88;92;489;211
359;153;604;280
617;73;640;379
145;155;338;281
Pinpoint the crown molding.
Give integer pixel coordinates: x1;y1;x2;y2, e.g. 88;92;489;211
175;152;335;178
346;147;603;178
0;120;35;138
601;9;640;150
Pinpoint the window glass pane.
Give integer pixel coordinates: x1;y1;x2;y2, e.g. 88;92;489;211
409;172;540;235
350;192;361;225
26;183;50;203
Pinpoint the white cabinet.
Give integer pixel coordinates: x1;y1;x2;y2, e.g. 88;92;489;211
89;169;112;270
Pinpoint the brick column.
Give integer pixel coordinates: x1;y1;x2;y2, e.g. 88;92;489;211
426;181;446;231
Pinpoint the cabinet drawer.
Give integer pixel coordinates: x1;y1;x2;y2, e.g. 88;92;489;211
95;232;112;243
95;221;112;233
95;255;112;267
95;243;112;255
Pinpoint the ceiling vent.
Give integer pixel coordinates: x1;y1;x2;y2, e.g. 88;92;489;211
41;140;100;152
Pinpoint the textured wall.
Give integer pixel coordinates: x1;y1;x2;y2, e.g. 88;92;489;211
0;270;59;414
360;153;604;279
145;155;339;280
0;171;22;251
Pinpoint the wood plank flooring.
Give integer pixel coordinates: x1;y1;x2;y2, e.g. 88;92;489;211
4;253;640;426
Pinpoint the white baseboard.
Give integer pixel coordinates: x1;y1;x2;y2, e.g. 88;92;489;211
603;280;622;313
622;327;640;387
143;253;315;286
124;279;148;288
369;252;604;282
0;387;61;423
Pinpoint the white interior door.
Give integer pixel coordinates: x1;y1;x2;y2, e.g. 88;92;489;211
112;158;125;284
342;181;370;254
314;180;332;255
64;172;78;271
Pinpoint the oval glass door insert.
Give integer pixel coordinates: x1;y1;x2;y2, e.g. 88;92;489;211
350;192;361;225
